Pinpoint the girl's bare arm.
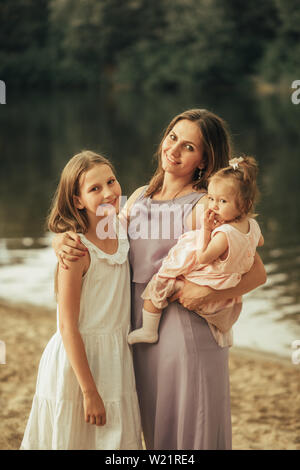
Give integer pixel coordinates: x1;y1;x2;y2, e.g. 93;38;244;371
58;256;106;425
58;256;96;392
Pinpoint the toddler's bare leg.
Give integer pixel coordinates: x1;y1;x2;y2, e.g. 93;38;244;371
144;299;162;314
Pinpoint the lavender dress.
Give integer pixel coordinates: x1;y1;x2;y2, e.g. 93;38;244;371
128;189;232;450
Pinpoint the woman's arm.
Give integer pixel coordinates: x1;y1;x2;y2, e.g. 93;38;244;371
175;252;266;311
52;185;147;268
58;255;106;426
52;232;87;269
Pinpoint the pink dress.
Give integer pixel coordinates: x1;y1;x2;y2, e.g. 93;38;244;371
142;218;262;346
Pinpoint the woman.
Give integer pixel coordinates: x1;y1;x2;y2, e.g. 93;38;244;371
54;109;266;450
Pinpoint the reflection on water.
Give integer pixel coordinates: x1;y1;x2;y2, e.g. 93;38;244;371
0;87;300;357
0;236;57;308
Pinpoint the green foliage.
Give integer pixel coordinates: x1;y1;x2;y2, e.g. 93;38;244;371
258;0;300;84
0;0;51;86
116;0;235;90
115;0;281;91
0;0;298;90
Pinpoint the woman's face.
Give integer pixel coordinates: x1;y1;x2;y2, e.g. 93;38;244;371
161;119;204;179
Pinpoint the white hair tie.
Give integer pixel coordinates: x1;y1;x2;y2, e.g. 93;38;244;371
229;157;244;170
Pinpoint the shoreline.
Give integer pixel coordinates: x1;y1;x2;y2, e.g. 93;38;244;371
0;299;299;450
0;297;293;363
230;344;293;367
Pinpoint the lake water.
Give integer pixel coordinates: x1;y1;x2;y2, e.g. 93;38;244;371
1;86;300;359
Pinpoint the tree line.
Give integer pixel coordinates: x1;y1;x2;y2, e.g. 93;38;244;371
0;0;299;91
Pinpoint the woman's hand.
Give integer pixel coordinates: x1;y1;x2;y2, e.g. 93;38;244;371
169;279;214;310
83;390;106;426
173;253;266;310
178;280;214;310
52;231;87;269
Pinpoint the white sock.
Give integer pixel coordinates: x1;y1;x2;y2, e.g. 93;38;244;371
128;309;162;345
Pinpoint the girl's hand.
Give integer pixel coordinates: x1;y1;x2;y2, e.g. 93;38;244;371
204;209;224;232
177;279;214;311
52;231;87;269
83;390;106;426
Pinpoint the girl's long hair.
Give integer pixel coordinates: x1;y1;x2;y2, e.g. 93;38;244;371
47;150;115;234
46;150;115;296
145;109;232;198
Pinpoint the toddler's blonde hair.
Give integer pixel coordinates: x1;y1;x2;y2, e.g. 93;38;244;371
209;155;260;219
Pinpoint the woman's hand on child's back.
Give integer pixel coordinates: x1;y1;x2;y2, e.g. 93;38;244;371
83;390;106;426
52;231;87;269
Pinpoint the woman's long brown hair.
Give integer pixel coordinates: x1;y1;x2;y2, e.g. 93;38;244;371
145;109;232;198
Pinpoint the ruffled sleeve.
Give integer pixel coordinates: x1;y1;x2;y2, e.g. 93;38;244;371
78;218;129;266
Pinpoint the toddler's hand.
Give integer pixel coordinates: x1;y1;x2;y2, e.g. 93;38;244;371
83;390;106;426
204;209;224;232
203;209;216;232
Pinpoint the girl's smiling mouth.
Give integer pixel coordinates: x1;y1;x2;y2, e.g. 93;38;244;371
101;197;118;207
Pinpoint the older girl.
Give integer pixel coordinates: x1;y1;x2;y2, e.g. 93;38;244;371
21;151;142;450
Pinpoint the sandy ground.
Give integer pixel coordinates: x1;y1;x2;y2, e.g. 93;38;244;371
0;299;299;450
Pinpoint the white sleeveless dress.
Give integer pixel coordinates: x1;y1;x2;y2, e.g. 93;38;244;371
20;226;142;450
